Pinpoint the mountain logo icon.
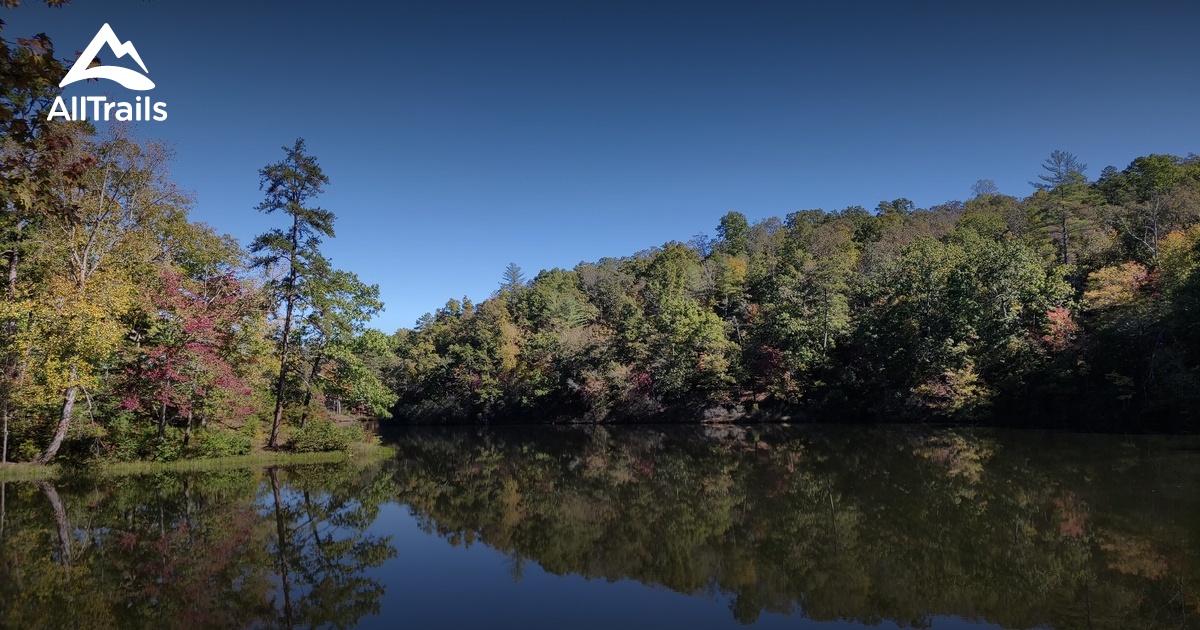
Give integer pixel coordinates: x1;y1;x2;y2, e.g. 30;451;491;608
60;23;154;91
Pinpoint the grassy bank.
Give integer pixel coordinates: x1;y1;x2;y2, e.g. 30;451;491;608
0;463;62;482
97;441;397;476
0;442;395;480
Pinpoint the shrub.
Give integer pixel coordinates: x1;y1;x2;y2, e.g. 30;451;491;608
240;415;264;441
191;428;253;458
104;414;147;462
287;420;361;453
152;427;185;462
98;414;170;462
15;439;41;463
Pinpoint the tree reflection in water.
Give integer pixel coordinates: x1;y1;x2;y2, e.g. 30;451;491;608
0;426;1197;629
389;425;1200;628
0;461;395;629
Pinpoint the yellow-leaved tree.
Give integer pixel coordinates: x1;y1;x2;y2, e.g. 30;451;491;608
22;128;190;462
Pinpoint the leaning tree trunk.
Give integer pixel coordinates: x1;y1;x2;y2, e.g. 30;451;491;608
38;365;78;464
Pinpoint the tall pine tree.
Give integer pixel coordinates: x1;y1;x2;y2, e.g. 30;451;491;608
251;139;334;447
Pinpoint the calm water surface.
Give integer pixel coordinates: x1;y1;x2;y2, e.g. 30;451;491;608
1;425;1197;629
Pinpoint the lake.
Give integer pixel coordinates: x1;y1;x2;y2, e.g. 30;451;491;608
1;425;1197;629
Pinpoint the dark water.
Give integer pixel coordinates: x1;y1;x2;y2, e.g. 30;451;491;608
1;425;1198;629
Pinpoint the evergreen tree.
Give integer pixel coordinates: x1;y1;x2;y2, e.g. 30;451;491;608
250;139;334;448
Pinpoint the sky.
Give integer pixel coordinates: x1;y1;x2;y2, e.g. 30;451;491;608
5;0;1200;332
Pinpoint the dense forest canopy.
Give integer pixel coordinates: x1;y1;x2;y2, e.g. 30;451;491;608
390;153;1200;430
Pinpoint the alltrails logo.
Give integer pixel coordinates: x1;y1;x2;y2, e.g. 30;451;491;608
46;23;168;121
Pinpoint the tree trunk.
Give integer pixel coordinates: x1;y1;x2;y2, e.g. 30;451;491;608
1151;197;1162;260
2;222;23;466
183;408;193;447
6;220;22;299
268;211;301;448
821;287;830;351
270;468;294;629
158;397;168;441
37;365;78;464
299;356;323;429
269;300;295;448
1059;209;1070;265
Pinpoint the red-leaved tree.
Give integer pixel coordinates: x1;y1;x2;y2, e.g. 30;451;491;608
120;269;258;444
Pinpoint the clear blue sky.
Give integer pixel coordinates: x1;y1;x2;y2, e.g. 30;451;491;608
6;0;1199;332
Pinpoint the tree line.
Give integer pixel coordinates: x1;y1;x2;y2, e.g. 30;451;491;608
1;8;396;464
390;151;1200;430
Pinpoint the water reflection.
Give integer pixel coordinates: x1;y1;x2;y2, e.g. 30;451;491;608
0;463;395;629
389;425;1200;628
0;426;1197;629
266;465;397;628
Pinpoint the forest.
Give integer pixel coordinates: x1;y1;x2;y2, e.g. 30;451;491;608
392;153;1200;431
1;13;397;465
4;3;1200;468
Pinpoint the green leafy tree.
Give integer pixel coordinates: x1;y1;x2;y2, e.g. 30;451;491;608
0;8;89;462
716;211;750;257
1099;154;1200;261
295;258;390;425
25;131;191;463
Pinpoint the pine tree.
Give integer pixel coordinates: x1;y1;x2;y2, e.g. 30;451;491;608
250;139;334;448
